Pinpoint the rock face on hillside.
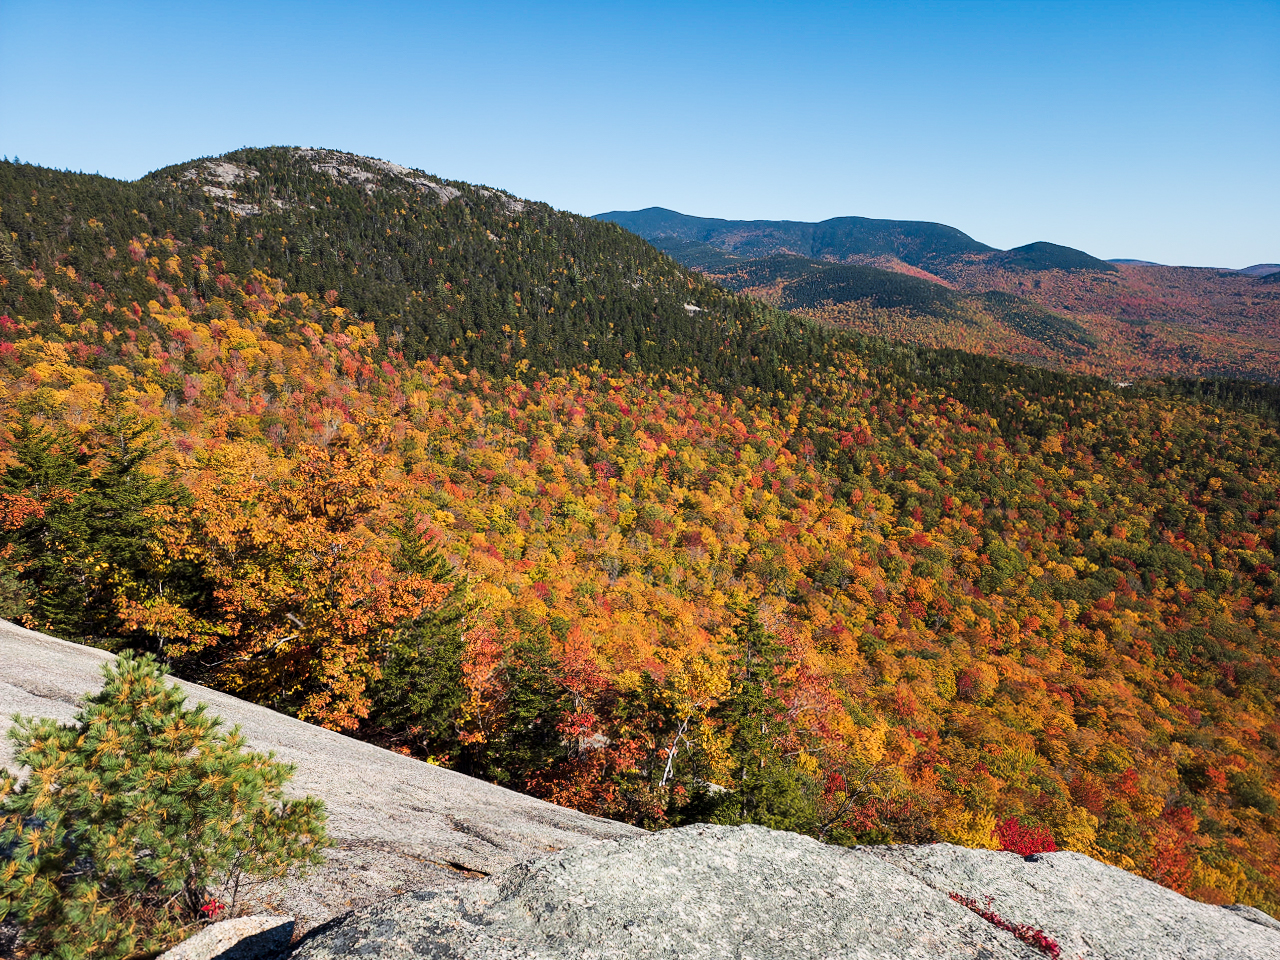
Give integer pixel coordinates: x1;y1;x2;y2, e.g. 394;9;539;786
292;825;1280;959
0;621;641;929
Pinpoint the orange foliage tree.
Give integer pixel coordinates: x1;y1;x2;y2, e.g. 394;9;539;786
117;425;446;730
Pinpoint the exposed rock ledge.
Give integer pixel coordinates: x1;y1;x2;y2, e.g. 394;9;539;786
292;824;1280;959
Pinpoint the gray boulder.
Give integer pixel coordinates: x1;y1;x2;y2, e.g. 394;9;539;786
159;915;294;960
1224;905;1280;932
288;824;1280;959
870;841;1280;959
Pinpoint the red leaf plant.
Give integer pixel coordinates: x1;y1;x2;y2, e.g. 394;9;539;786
994;816;1057;856
950;893;1063;960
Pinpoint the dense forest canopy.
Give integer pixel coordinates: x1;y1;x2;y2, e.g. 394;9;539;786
1;149;1278;918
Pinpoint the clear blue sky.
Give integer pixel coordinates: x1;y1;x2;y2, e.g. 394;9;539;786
2;1;1275;266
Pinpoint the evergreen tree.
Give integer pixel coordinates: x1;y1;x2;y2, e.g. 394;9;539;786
0;652;327;960
0;417;93;635
80;411;190;644
366;529;471;758
0;412;185;644
688;605;818;833
464;617;570;786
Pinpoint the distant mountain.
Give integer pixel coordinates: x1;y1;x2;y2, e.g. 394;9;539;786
596;207;1126;277
776;262;956;313
1109;261;1280;275
693;248;1099;364
596;207;994;270
994;241;1118;274
603;206;1280;383
648;237;746;272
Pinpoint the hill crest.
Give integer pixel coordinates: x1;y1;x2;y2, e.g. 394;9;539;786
152;146;524;213
603;205;1280;383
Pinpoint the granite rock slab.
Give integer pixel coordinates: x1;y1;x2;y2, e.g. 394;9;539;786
868;841;1280;959
289;825;1280;960
159;915;294;960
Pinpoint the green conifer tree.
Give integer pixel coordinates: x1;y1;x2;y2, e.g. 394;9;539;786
0;652;327;960
692;605;817;832
464;615;570;786
0;412;187;644
366;529;471;758
0;417;94;634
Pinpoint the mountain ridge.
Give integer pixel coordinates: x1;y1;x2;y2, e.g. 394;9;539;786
599;206;1272;275
600;205;1280;383
596;205;997;268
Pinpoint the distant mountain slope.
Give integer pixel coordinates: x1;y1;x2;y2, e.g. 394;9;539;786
604;206;1280;383
648;237;747;272
777;263;954;312
599;208;1121;279
597;207;994;269
698;252;1098;365
994;241;1118;273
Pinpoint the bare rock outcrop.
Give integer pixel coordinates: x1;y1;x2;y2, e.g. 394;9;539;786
289;825;1280;960
868;841;1280;958
157;915;294;960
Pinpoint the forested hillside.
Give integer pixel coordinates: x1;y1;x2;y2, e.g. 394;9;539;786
598;207;995;267
693;251;1101;368
609;208;1280;385
2;151;1279;918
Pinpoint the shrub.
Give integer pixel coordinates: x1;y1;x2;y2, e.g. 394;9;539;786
0;652;327;960
994;816;1057;856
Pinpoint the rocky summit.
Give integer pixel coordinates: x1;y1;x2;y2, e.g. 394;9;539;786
290;824;1280;960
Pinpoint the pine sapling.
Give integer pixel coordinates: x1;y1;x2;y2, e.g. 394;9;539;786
0;652;327;960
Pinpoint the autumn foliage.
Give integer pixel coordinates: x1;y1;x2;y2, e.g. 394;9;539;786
994;816;1057;857
691;239;1280;387
1;155;1279;920
116;430;446;728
